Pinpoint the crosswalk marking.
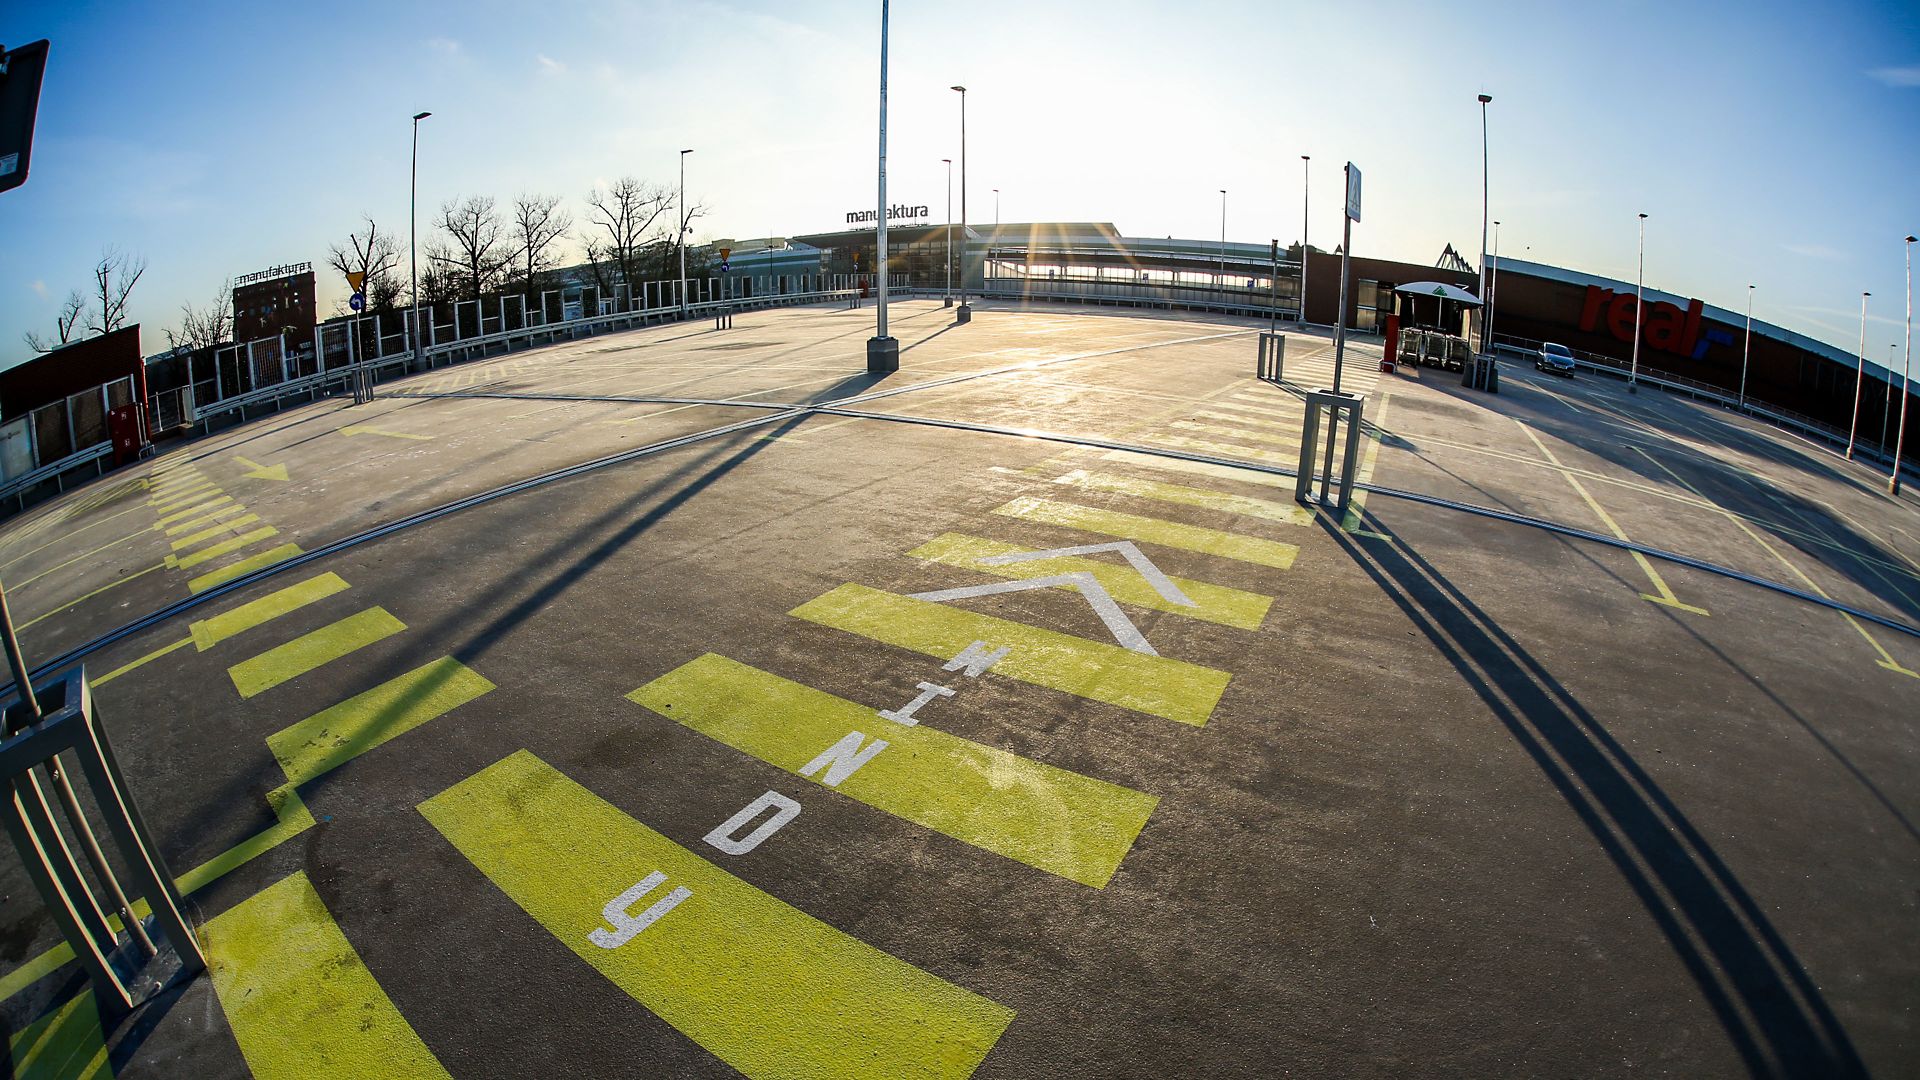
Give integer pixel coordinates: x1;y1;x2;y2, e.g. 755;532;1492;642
206;871;451;1080
993;496;1299;570
1096;449;1287;490
631;653;1159;887
148;475;212;497
149;484;219;511
420;749;1014;1080
154;496;235;527
791;583;1230;726
171;526;280;570
1168;419;1293;445
192;573;352;650
1139;433;1299;467
1191;410;1303;435
908;532;1272;630
1052;469;1312;528
162;503;248;535
1199;399;1305;423
268;657;495;787
7;988;107;1080
227;607;406;698
168;514;263;551
189;543;304;593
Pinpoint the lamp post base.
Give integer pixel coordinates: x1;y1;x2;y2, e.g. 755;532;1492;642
944;296;954;308
955;303;972;325
1627;383;1638;395
1892;477;1904;497
866;336;900;373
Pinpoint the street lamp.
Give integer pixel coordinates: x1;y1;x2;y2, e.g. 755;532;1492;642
951;84;970;323
1300;155;1310;323
1476;92;1492;355
409;111;430;379
678;148;693;318
866;0;899;372
993;188;999;227
1629;212;1647;394
1892;234;1916;495
942;158;953;306
1218;189;1227;292
1847;291;1871;459
1738;284;1754;409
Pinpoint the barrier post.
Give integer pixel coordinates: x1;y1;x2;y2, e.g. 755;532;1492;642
1294;390;1366;519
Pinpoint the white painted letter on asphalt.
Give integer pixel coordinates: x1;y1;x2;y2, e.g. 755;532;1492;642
878;681;956;726
704;790;803;855
799;731;890;787
588;871;692;949
944;640;1011;678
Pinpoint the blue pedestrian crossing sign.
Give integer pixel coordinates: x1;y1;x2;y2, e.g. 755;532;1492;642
349;291;365;312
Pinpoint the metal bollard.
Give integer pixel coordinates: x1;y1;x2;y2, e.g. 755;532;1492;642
1295;389;1366;520
1256;332;1287;382
714;307;734;330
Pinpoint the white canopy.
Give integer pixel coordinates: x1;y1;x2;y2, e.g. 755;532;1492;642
1394;281;1483;306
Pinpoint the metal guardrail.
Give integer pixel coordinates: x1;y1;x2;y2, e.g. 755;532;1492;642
0;442;114;510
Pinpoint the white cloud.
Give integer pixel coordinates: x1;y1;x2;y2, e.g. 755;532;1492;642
1783;242;1844;261
537;53;565;75
1868;65;1920;87
427;37;461;56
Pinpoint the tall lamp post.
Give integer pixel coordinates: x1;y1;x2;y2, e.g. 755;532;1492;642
1738;283;1754;409
1218;189;1227;293
1847;291;1871;459
1476;93;1492;355
866;0;899;372
1300;155;1310;323
993;188;999;227
1488;219;1501;352
409;111;431;373
1629;212;1647;394
678;148;693;318
1892;234;1916;495
943;158;954;306
951;85;970;323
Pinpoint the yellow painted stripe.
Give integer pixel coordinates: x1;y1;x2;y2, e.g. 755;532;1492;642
161;503;247;535
205;871;451;1080
171;526;279;570
993;496;1298;571
791;583;1230;726
192;573;352;651
149;471;205;491
16;563;166;634
154;496;235;526
1053;469;1311;527
1097;449;1288;490
268;657;495;787
1192;409;1303;433
227;607;405;698
7;988;107;1080
177;787;315;897
6;529;150;589
632;654;1158;887
1169;419;1296;445
169;514;262;551
149;483;219;509
908;533;1271;630
419;749;1013;1080
93;635;193;686
1139;433;1299;467
189;543;303;593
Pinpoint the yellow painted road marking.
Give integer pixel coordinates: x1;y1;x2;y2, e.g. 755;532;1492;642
792;583;1230;726
154;496;235;526
206;871;451;1080
16;563;166;634
1053;469;1312;527
1516;421;1707;616
168;514;262;551
1201;398;1306;422
1169;419;1297;445
338;424;431;440
189;543;303;593
7;988;107;1080
1632;447;1917;678
93;635;193;686
1097;449;1287;490
228;607;406;698
5;529;151;590
268;657;495;787
234;455;290;481
148;470;205;490
0;503;150;569
1192;409;1304;434
1139;433;1300;467
632;654;1159;887
161;503;248;535
192;573;352;651
169;526;280;570
419;749;1013;1080
909;533;1272;630
149;484;219;510
994;495;1298;570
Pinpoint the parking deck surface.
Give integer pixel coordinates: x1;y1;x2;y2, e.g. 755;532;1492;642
1;299;1916;1078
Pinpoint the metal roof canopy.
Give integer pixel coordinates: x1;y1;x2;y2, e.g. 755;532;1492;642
1395;281;1482;306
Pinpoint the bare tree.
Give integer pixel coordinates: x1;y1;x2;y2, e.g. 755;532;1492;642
581;177;675;298
418;239;460;306
510;193;572;295
433;195;509;302
87;248;147;335
327;216;403;316
23;289;87;353
165;279;234;352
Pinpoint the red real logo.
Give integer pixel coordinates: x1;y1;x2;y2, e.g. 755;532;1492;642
1577;285;1704;358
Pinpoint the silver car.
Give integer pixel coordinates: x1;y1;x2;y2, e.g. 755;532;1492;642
1535;342;1577;376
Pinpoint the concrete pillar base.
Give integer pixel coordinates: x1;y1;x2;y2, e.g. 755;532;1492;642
955;304;972;324
866;336;900;373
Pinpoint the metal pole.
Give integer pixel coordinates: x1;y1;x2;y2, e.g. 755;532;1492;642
1739;283;1754;409
993;188;999;227
1299;155;1310;324
1488;220;1501;353
678;149;693;318
410;111;430;370
1892;235;1916;495
0;584;40;721
875;0;889;340
943;158;953;304
952;85;970;319
1333;165;1353;395
1629;212;1647;394
1886;345;1898;451
1847;291;1871;459
1269;239;1278;332
1476;93;1492;354
1218;189;1226;293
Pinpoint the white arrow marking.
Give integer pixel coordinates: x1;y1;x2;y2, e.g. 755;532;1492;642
909;571;1159;655
975;540;1196;608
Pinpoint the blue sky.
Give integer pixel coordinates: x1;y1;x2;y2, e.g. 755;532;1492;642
3;0;1917;375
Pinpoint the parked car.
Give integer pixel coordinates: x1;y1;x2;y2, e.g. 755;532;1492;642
1536;342;1577;376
